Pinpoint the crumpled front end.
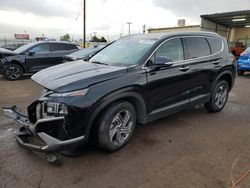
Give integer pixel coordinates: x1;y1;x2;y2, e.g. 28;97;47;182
3;98;87;153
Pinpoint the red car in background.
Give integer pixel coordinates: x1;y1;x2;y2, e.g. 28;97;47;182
229;42;246;57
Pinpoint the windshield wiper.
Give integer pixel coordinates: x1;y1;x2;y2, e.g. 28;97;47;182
91;61;109;66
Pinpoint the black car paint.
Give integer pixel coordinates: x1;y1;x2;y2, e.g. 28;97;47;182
32;61;128;93
0;42;79;75
4;32;236;152
37;33;234;135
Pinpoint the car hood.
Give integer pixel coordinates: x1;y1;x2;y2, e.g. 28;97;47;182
0;48;18;55
32;61;128;92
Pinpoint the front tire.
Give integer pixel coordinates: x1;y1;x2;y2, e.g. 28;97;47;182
204;80;229;113
97;101;136;152
3;64;23;80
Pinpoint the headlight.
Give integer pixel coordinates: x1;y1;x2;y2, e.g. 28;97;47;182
45;102;68;116
49;88;89;97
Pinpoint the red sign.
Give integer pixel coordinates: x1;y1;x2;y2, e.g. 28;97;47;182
14;34;29;40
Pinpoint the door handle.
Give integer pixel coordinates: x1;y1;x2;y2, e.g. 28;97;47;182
212;60;220;65
179;66;189;72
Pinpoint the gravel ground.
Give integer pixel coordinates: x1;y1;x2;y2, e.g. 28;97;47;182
0;75;249;188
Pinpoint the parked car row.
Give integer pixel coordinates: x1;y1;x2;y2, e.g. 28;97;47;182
0;41;80;80
0;41;108;80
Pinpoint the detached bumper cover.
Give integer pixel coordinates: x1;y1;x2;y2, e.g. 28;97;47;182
3;106;85;152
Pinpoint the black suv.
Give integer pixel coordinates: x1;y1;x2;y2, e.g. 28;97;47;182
0;41;79;80
3;32;235;162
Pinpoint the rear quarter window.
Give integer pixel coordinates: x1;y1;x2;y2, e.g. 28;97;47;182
183;37;211;59
206;37;223;54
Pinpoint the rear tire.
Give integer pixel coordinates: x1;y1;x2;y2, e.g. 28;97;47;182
3;64;23;80
204;80;229;113
237;70;244;76
97;101;136;152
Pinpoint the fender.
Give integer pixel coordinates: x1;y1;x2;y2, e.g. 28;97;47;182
3;55;27;73
84;89;147;140
212;69;235;92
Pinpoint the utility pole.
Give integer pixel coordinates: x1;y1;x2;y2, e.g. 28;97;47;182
142;24;146;34
83;0;86;48
106;25;109;42
127;22;132;35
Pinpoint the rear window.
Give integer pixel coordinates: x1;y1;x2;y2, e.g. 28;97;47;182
207;38;223;54
183;37;211;59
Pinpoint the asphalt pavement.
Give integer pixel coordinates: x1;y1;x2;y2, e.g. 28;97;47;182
0;75;249;188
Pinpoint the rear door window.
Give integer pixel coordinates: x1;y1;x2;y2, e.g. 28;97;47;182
183;37;211;59
207;38;223;54
50;43;66;52
65;44;78;50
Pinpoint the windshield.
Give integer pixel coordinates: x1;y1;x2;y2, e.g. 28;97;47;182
70;47;102;58
14;43;36;54
90;36;156;66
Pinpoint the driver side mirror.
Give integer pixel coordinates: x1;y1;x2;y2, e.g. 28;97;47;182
146;56;173;72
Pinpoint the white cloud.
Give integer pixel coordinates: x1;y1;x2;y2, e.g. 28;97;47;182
0;0;248;41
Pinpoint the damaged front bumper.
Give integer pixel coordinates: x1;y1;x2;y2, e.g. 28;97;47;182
3;105;85;153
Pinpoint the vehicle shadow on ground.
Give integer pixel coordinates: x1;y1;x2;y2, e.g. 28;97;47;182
62;105;207;158
239;73;250;79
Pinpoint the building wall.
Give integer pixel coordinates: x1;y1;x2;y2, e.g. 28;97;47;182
234;28;250;47
148;26;201;33
235;28;250;39
201;18;228;38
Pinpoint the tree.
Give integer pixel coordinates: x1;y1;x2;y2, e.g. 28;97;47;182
100;37;107;42
91;36;100;42
90;36;107;42
60;34;70;41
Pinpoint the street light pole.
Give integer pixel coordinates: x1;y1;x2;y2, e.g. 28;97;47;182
83;0;86;48
127;22;132;35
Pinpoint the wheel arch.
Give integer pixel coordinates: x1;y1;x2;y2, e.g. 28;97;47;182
85;91;147;140
213;70;234;91
9;60;26;72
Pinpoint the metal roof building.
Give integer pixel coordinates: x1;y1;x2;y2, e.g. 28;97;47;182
148;10;250;47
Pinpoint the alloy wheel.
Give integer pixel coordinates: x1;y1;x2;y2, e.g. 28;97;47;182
109;110;133;146
214;84;228;109
6;66;21;80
